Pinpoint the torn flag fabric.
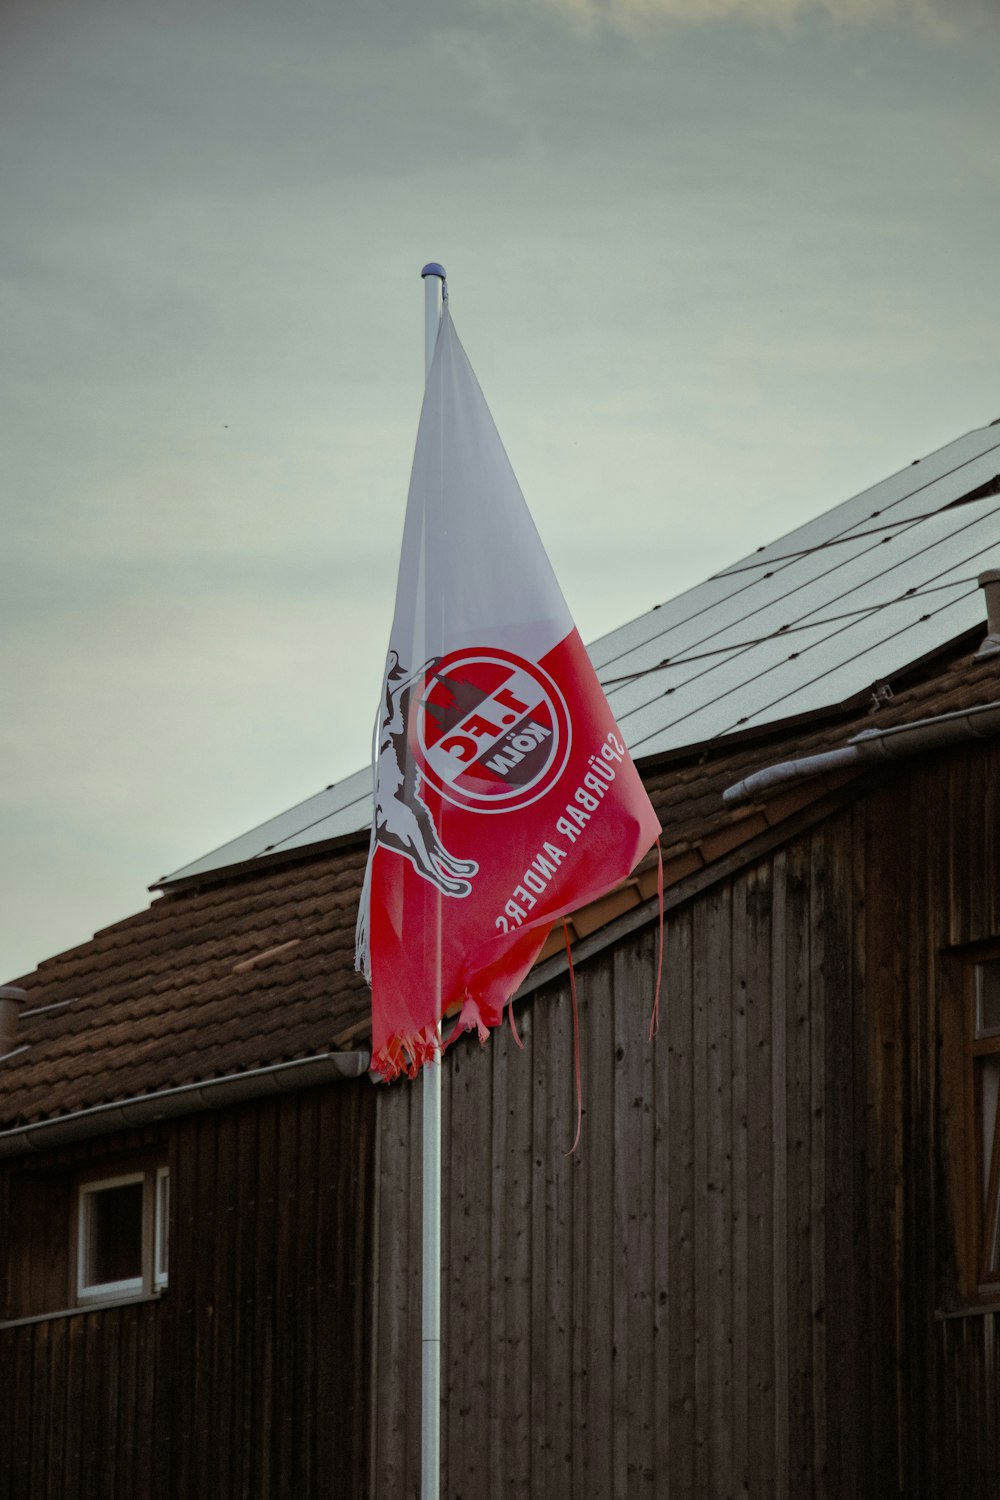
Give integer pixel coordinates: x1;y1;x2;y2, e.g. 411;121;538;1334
356;306;660;1081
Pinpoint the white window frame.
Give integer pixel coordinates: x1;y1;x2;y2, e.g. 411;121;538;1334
154;1166;170;1290
75;1165;170;1305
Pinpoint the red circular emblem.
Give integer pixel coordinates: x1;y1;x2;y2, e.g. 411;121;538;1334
412;648;571;814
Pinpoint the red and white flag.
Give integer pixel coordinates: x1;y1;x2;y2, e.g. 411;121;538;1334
357;306;660;1081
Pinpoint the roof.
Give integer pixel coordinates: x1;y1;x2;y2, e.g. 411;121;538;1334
593;421;1000;758
1;846;371;1132
4;627;999;1135
157;419;1000;891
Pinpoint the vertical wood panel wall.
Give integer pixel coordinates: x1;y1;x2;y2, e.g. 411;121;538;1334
2;1079;375;1500
371;740;1000;1499
372;872;834;1498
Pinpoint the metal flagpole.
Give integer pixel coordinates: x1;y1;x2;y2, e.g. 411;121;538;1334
419;260;446;1500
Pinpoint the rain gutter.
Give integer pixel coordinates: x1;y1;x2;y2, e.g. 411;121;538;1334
723;699;1000;808
0;1050;370;1159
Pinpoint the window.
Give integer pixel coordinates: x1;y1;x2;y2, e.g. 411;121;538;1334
75;1165;169;1304
970;959;1000;1290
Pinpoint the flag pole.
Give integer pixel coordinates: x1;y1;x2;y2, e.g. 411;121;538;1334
419;260;446;1500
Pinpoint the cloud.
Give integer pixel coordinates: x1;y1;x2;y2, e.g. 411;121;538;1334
540;0;963;37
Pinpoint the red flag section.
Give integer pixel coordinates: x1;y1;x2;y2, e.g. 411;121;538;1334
357;307;660;1081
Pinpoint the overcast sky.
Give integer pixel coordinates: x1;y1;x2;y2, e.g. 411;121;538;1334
2;0;998;981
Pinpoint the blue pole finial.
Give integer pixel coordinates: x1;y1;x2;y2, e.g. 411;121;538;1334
421;262;447;281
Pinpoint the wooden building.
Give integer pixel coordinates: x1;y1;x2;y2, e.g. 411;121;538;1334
4;423;1000;1497
368;634;1000;1499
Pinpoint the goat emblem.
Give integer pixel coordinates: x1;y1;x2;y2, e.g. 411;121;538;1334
374;651;479;898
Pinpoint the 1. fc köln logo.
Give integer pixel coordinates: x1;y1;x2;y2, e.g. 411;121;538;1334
413;647;571;813
369;646;574;906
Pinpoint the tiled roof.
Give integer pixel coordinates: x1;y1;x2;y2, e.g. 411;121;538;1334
2;628;998;1132
1;848;370;1130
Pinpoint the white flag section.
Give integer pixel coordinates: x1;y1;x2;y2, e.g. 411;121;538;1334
357;306;660;1082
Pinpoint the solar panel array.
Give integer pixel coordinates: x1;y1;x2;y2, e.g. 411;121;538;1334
158;421;1000;888
593;423;1000;758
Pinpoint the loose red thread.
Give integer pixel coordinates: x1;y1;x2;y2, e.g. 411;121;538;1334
507;994;525;1050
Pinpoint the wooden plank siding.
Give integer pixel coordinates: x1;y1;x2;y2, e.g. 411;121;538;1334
371;738;1000;1498
1;1078;375;1500
4;738;1000;1497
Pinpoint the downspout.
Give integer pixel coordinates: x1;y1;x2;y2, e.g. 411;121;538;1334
723;699;1000;808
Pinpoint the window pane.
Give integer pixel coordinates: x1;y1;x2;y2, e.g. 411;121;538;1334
155;1170;169;1286
980;1057;1000;1280
989;1194;1000;1278
977;961;1000;1037
983;1060;1000;1211
83;1181;143;1287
